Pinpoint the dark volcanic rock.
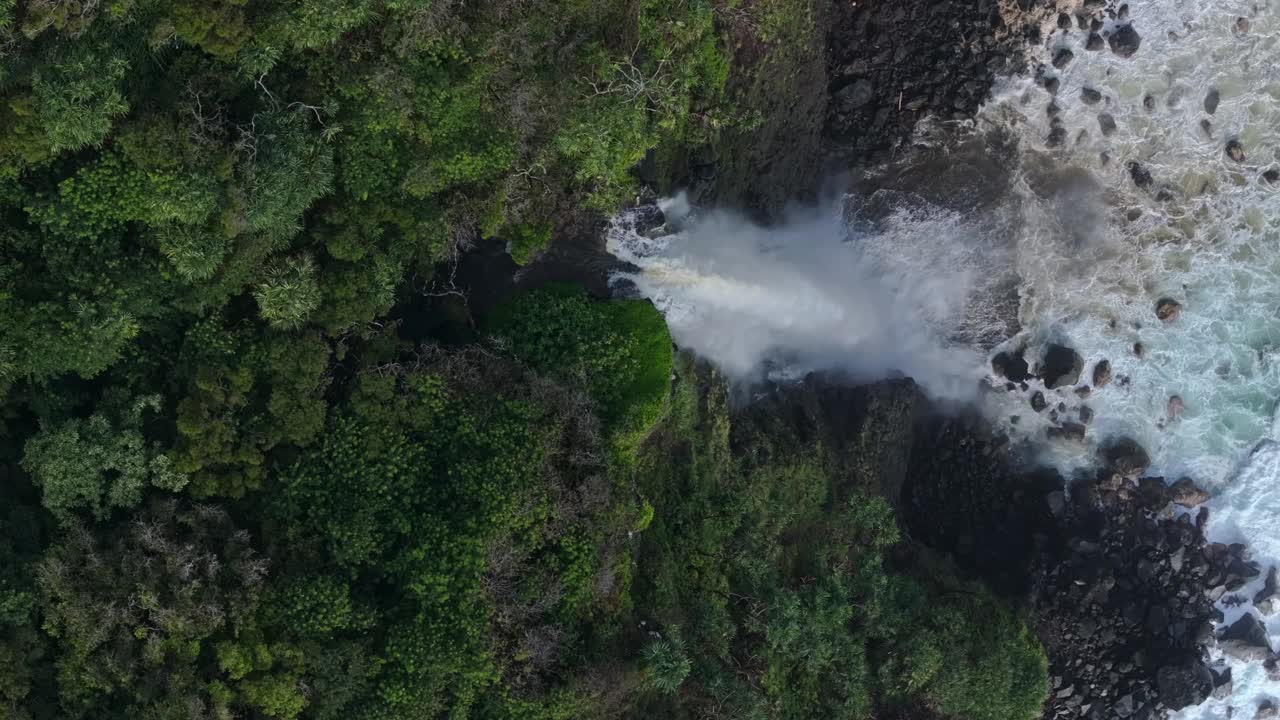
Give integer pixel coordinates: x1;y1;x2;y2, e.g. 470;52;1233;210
1100;112;1119;136
1265;168;1280;184
1092;359;1113;387
1041;344;1084;389
992;350;1031;382
1052;48;1075;69
903;406;1217;720
1128;161;1153;188
1220;613;1271;661
1081;87;1103;105
1156;297;1182;322
822;0;1045;164
1101;436;1151;476
1205;87;1221;114
1228;139;1247;162
1171;477;1209;507
1031;391;1048;413
1086;32;1106;50
1109;24;1142;57
1157;661;1214;709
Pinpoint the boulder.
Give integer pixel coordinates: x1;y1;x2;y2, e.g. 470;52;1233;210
1168;395;1185;420
1258;700;1278;719
1265;168;1280;184
1109;24;1142;57
1255;567;1278;606
992;350;1030;382
1092;359;1112;388
1137;476;1170;511
1205;88;1221;114
1228;139;1247;162
1156;297;1182;322
1212;666;1233;699
1100;112;1118;137
1053;48;1075;69
1041;344;1084;388
1079;405;1094;424
1031;391;1048;413
1101;437;1150;477
1219;613;1271;662
1156;661;1214;709
1170;477;1209;508
1086;32;1106;50
1081;87;1103;105
1128;161;1153;188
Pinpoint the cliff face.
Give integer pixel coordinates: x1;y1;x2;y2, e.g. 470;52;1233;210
694;0;1049;221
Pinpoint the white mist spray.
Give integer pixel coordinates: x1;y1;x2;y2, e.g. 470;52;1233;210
607;193;1002;400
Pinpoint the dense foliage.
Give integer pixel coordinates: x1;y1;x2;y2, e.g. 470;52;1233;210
0;1;1048;719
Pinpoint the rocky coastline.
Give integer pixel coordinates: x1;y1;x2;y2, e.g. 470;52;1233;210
495;0;1258;717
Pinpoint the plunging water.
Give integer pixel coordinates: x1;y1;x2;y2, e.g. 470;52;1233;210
609;0;1280;715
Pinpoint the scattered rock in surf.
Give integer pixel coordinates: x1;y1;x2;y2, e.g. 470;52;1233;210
1081;87;1102;105
1048;422;1087;442
1093;359;1112;387
1255;568;1278;609
1235;17;1251;35
1091;16;1104;31
1057;12;1073;29
1205;88;1221;114
1046;100;1061;119
1212;666;1234;699
1134;342;1144;358
1167;394;1185;420
1137;476;1170;510
1156;661;1214;710
1049;408;1058;422
1052;48;1075;69
1265;168;1280;184
1100;150;1111;167
1170;477;1209;508
1085;32;1105;50
1101;436;1150;476
1227;139;1246;162
1075;385;1092;398
992;350;1030;382
1076;15;1089;30
1109;24;1142;58
1031;391;1048;413
632;204;666;235
1143;94;1156;111
1117;3;1130;19
1258;700;1278;719
1219;613;1271;662
1156;297;1182;322
1040;344;1084;389
1127;161;1152;187
1079;405;1094;424
1098;112;1118;137
1200;119;1213;138
1047;126;1067;148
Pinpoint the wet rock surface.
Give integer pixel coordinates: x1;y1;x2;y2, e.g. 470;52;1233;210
824;0;1046;161
905;419;1221;720
1041;344;1085;389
